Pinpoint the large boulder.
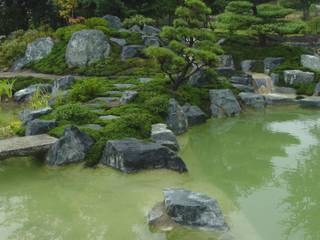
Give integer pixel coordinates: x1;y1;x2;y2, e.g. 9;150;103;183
238;92;265;109
46;126;94;166
209;89;241;118
19;107;53;124
284;70;315;85
102;15;122;29
12;37;54;71
25;119;57;136
52;75;75;95
151;123;179;151
121;45;144;60
100;138;187;173
182;103;206;127
14;84;52;102
263;57;284;74
162;188;228;231
166;98;188;135
65;30;111;67
301;55;320;71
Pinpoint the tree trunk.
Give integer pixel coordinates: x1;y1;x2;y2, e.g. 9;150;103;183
258;35;267;46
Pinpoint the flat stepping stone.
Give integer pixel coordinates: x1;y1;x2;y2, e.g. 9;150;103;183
99;115;120;121
80;124;103;131
90;97;121;108
264;94;297;105
114;84;135;89
0;134;58;160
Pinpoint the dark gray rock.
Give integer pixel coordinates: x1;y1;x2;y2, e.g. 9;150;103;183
110;37;127;46
264;57;284;74
120;90;138;104
143;36;160;46
14;84;52;102
100;138;187;173
301;55;320;71
284;70;315;85
19;107;53;124
271;73;280;85
151;123;179;152
299;96;320;108
12;37;54;71
238;92;265;109
230;75;252;85
182;103;206;127
209;89;241;118
46;126;94;166
52;75;75;95
241;60;257;73
216;67;235;77
129;25;143;33
314;82;320;96
143;25;161;36
166;98;188;135
163;188;228;231
102;15;122;29
25;119;57;136
121;45;144;60
65;30;110;67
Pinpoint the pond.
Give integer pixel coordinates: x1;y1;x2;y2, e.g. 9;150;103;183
1;106;320;240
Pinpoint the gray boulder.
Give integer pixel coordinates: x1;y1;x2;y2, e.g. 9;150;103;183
46;126;94;166
20;107;53;124
129;25;143;33
230;75;252;85
14;84;52;102
264;57;284;74
264;94;297;105
143;36;160;46
241;60;257;73
151;123;179;152
52;75;75;95
120;90;138;104
102;15;122;29
65;30;111;67
143;25;161;36
163;188;228;231
121;45;144;60
238;92;265;109
25;119;57;136
209;89;241;118
314;82;320;96
219;55;235;69
110;37;127;46
100;138;187;173
99;115;120;121
284;70;315;85
301;55;320;71
12;37;54;71
166;98;188;135
182;103;206;127
299;96;320;108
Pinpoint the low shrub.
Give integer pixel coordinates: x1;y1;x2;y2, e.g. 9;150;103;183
69;78;106;102
54;24;87;41
123;15;155;28
55;104;96;124
85;17;108;28
12;76;52;92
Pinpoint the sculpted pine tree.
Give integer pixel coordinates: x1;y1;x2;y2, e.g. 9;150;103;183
145;0;222;90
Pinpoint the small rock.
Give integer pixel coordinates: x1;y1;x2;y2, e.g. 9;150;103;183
110;37;127;46
138;77;153;83
238;92;265;109
100;138;187;173
99;115;120;121
20;107;53;124
107;90;122;96
129;25;143;33
219;55;235;70
80;124;103;131
25;119;57;136
182;103;206;127
120;90;138;104
166;98;188;135
264;57;284;74
143;36;160;46
142;25;161;36
46;126;94;166
230;75;252;85
14;84;52;102
102;15;122;29
209;89;241;118
121;45;144;60
114;83;135;89
52;75;75;95
301;55;320;71
151;123;179;151
284;70;315;85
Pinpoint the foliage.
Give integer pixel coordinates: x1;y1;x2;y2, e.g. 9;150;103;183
55;103;96;123
123;14;155;28
145;0;222;90
0;80;15;101
11;76;52;92
29;87;51;110
84;17;108;28
69;78;106;102
55;0;79;22
0;121;22;139
54;24;87;41
307;17;320;34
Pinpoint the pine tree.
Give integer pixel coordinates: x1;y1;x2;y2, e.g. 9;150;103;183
145;0;222;90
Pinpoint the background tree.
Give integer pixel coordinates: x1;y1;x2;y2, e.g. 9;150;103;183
279;0;317;20
145;0;222;90
56;0;79;23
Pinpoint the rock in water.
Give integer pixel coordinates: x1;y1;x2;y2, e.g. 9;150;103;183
100;138;187;173
151;123;179;151
25;119;57;136
65;30;110;67
102;15;122;29
12;37;54;71
209;89;241;118
301;55;320;71
182;103;206;127
238;92;266;109
163;188;229;231
166;98;188;135
46;126;94;166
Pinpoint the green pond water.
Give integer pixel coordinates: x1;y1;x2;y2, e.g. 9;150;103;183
1;106;320;240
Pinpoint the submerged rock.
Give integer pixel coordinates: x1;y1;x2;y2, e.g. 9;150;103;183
14;84;52;102
239;92;265;109
209;89;241;118
151;123;179;152
182;103;206;127
65;30;110;67
25;119;57;136
100;138;187;173
166;98;188;135
46;126;94;166
150;188;229;231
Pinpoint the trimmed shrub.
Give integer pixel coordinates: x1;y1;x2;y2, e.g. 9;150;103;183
69;78;106;102
55;103;96;124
